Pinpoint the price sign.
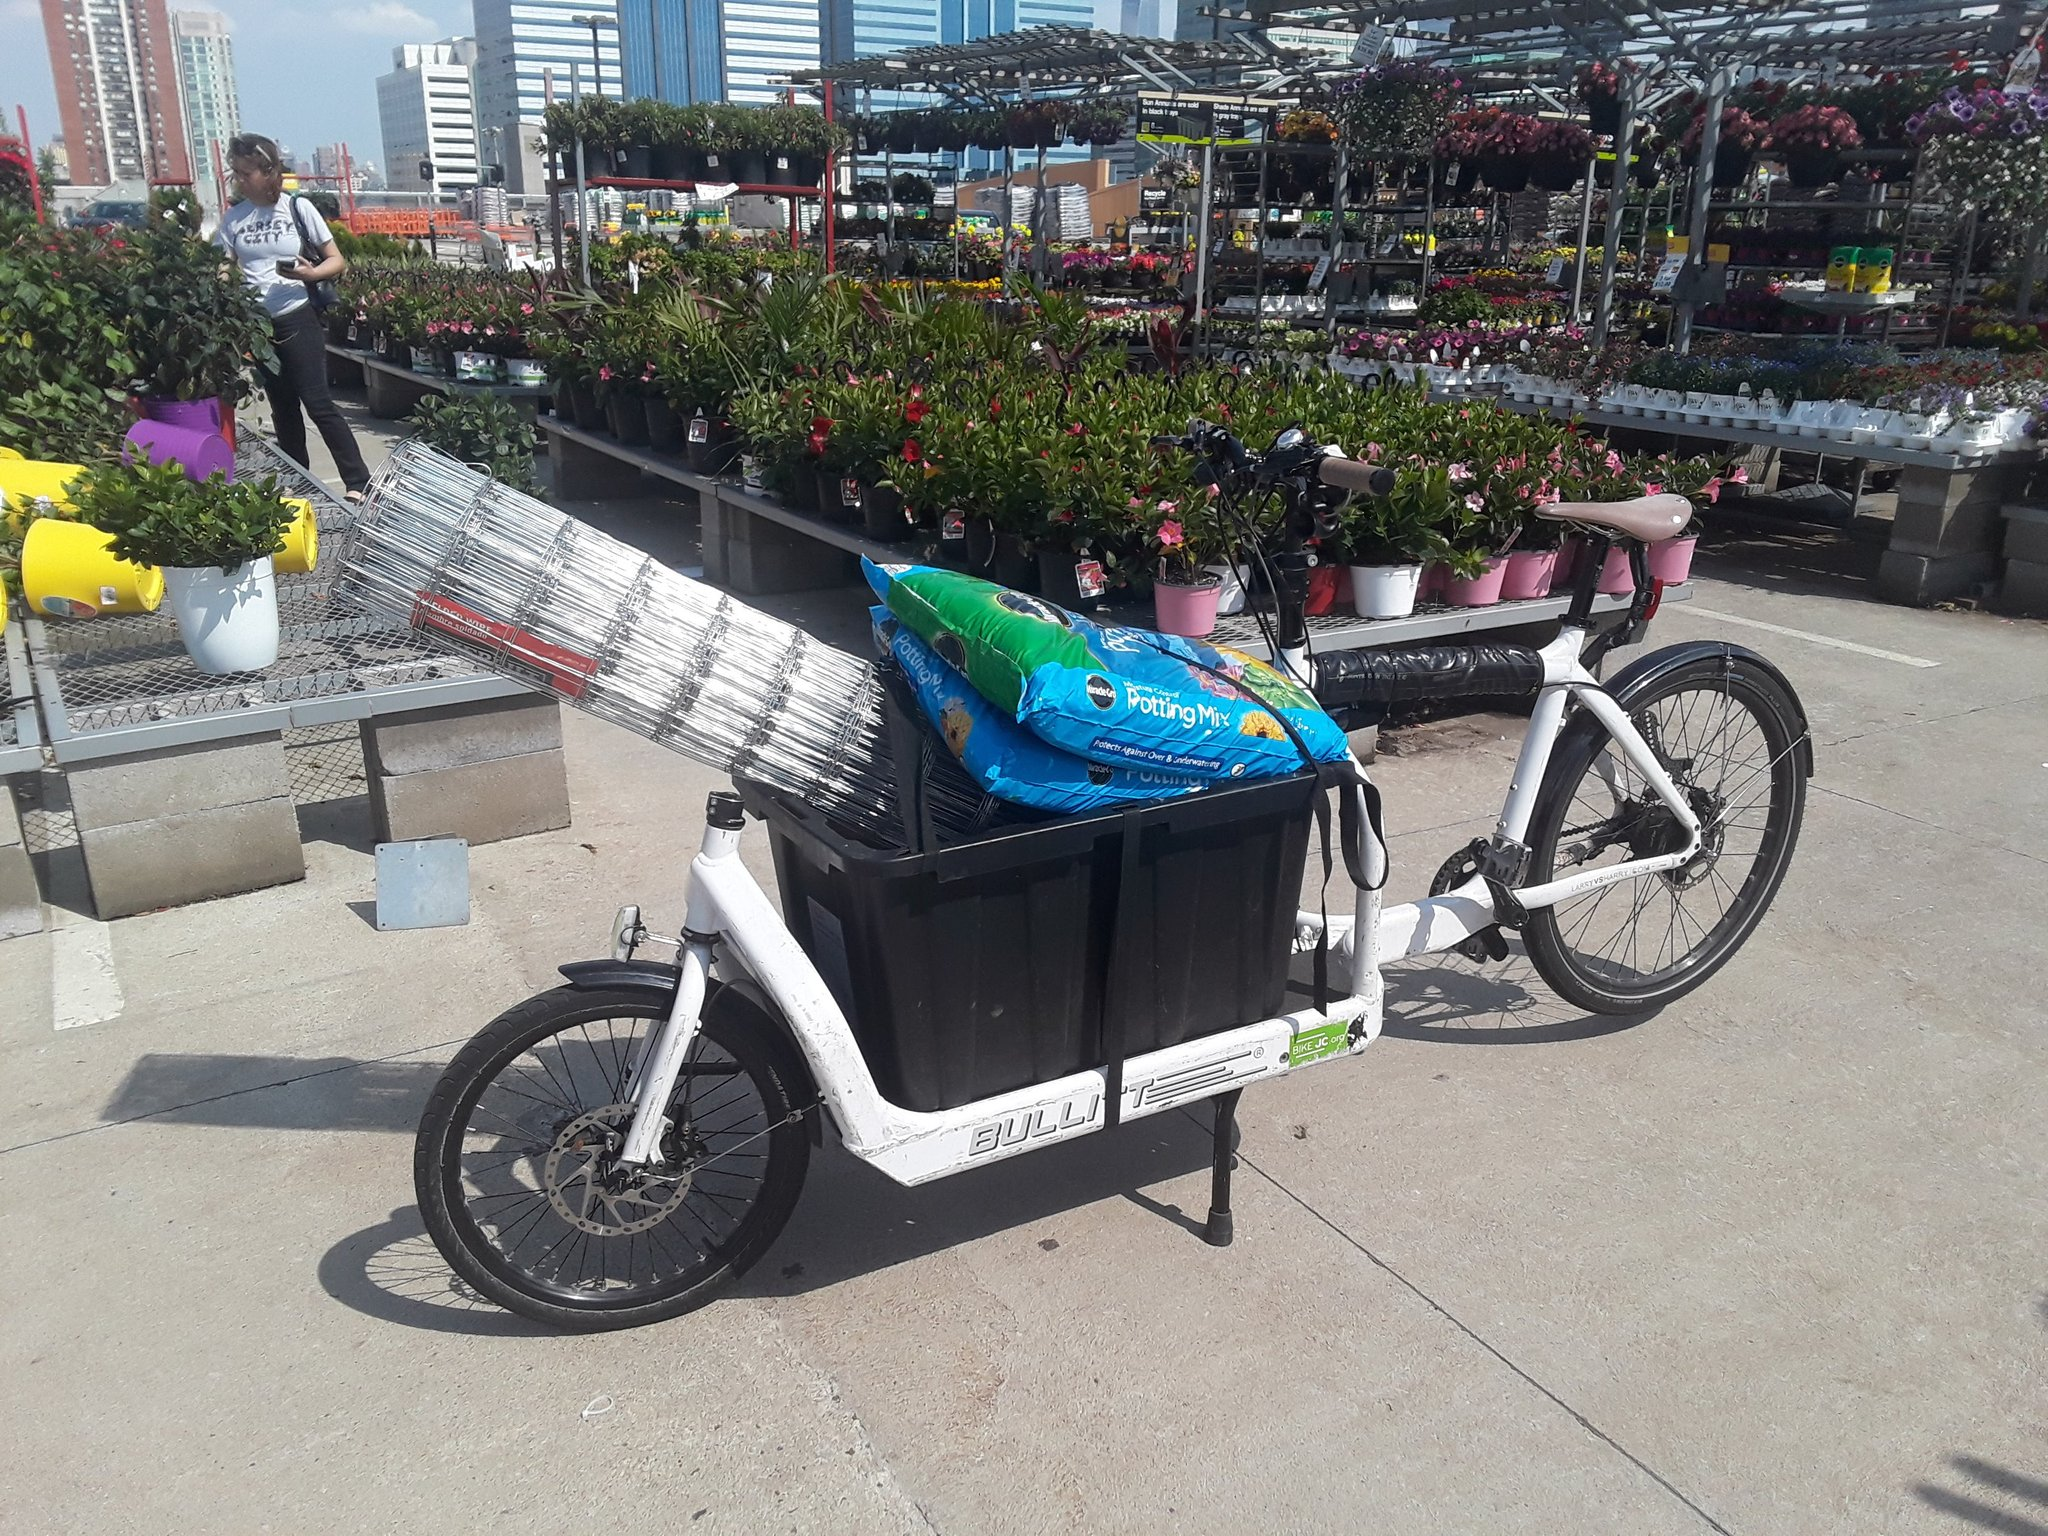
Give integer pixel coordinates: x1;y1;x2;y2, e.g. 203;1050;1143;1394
1352;23;1389;66
1545;255;1566;286
1652;253;1687;294
1308;254;1333;290
1141;185;1169;210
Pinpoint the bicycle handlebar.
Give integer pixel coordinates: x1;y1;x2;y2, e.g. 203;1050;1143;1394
1317;457;1396;497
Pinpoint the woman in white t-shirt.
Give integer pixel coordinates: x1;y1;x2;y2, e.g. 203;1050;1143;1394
216;133;370;500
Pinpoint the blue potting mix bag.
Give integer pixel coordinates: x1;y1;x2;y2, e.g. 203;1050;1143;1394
876;609;1206;815
862;559;1348;780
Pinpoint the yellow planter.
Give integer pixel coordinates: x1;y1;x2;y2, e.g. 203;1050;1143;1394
274;498;318;575
0;459;88;518
20;518;164;618
0;445;21;459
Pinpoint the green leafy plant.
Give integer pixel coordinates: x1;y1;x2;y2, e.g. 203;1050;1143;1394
405;393;543;495
71;457;297;571
118;224;276;402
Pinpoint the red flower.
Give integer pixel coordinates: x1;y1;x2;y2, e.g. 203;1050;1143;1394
902;438;923;463
1065;422;1085;436
904;397;928;426
988;396;1002;417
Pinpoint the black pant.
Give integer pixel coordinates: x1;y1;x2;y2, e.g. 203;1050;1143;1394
261;305;370;493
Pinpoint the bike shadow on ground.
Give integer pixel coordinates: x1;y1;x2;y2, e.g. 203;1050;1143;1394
1376;941;1663;1045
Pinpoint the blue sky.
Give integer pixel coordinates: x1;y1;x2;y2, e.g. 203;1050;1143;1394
2;0;476;172
2;0;1134;176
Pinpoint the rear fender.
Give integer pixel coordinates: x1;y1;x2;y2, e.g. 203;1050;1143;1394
1587;639;1815;778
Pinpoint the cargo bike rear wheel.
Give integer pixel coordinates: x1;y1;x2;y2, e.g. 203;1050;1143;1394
415;985;812;1330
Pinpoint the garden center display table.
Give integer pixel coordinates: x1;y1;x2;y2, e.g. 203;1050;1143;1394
1501;398;2040;606
536;414;1684;656
14;439;568;920
325;345;552;424
2;622;45;938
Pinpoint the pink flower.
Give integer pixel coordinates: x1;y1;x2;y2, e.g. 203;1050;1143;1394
1157;519;1185;548
1464;492;1485;511
1605;449;1625;474
1644;481;1664;495
598;365;613;380
1448;462;1473;481
1730;465;1750;484
1155;500;1179;515
1702;477;1723;502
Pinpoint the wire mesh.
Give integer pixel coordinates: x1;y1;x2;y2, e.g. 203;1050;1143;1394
337;442;991;843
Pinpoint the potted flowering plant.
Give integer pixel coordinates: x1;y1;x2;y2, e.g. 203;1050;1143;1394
1144;492;1225;637
1578;62;1624;136
1475;111;1544;192
1525;119;1596;191
1277;108;1338;144
1069;102;1129;146
1330;62;1464;159
1006;102;1066;150
1770;104;1863;186
1336;465;1451;618
1909;83;2048;224
1680;105;1766;187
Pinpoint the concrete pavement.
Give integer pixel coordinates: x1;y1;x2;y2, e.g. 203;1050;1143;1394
1;398;2044;1534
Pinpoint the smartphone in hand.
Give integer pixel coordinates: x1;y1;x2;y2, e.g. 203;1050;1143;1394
276;260;300;276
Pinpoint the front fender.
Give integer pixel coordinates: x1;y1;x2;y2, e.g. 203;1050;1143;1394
558;958;680;996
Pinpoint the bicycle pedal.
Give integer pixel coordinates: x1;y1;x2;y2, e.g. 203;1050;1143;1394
1456;926;1511;964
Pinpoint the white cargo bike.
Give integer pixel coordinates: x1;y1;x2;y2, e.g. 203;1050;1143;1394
414;424;1812;1329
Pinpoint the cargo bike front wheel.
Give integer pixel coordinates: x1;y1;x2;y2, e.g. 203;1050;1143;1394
415;985;812;1330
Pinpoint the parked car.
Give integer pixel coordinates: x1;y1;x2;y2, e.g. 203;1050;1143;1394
72;199;149;232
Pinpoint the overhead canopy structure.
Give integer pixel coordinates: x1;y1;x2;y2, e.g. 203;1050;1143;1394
794;26;1301;101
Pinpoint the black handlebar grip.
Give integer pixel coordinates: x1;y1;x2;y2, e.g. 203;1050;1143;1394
1317;457;1396;496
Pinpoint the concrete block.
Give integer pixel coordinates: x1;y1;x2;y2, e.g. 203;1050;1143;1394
1876;547;1999;606
0;782;40;940
361;695;560;777
1889;463;2024;559
1995;556;2048;617
714;494;855;595
552;431;651;500
66;734;291;835
364;364;436;420
81;797;305;919
1999;504;2048;565
370;747;570;846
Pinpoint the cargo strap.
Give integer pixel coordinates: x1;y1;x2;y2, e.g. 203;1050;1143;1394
1100;806;1146;1130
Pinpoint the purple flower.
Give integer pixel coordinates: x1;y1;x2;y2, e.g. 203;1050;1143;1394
1954;103;1977;123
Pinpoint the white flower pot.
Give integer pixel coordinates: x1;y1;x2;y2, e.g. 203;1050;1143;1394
1349;562;1422;619
1203;561;1248;616
162;558;280;675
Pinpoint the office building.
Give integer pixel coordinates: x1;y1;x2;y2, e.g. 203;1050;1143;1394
171;9;238;205
619;0;725;102
38;0;190;186
472;0;623;192
378;39;483;194
720;0;821;100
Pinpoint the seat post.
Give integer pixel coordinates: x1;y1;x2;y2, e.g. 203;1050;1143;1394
1564;532;1612;628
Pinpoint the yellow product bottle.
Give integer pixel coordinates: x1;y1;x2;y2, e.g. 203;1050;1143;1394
1825;245;1860;293
1855;247;1894;294
19;519;164;618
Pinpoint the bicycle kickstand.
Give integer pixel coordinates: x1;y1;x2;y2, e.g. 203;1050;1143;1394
1205;1088;1244;1247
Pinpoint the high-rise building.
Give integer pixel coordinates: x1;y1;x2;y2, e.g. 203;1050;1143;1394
378;39;483;195
720;0;821;100
620;0;820;104
171;9;237;206
38;0;191;187
472;0;624;192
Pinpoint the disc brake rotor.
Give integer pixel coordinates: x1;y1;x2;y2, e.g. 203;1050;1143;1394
542;1105;694;1236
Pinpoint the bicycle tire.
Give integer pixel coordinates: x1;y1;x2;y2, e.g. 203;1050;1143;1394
1521;651;1808;1015
415;983;811;1331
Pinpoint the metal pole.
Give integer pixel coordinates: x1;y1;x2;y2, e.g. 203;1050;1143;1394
1033;143;1048;282
1421;153;1436;292
546;66;565;276
1593;70;1639;350
17;106;42;222
1570;148;1597;320
822;80;836;275
1001;146;1013;277
1672;66;1730;356
1194;138;1215;353
574;62;592;287
1251;133;1272;339
884;145;895;252
1325;139;1347;344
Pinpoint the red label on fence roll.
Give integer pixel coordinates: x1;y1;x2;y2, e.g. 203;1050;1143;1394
412;591;600;698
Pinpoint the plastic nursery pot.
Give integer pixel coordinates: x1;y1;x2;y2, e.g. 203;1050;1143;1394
812;465;861;524
0;457;87;509
162;557;280;674
684;413;737;475
1443;556;1509;607
603;392;650;447
275;498;319;575
1419;561;1452;602
728;150;769;186
1783;152;1841;188
1348;563;1422;620
1037;547;1109;609
1154;576;1223;637
566;379;605;431
644;396;687;454
863;483;914;544
1499;548;1556;601
410;346;444;376
506;357;547;388
1647;534;1699;584
1597;545;1637;593
19;518;164;618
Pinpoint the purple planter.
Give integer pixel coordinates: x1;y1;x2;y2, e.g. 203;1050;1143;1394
138;396;224;432
123;420;235;483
